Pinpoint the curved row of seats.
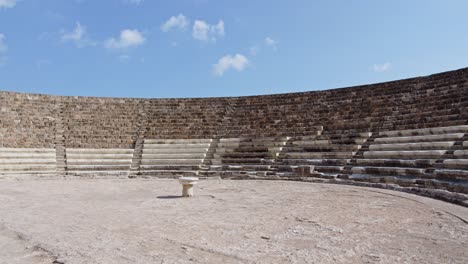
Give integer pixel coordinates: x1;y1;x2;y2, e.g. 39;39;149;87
65;148;134;177
0;148;57;179
0;125;466;195
138;139;212;177
350;125;468;193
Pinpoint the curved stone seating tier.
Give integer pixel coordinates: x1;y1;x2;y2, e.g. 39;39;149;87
280;131;371;177
0;148;57;178
369;142;455;151
65;148;134;177
356;159;437;168
379;125;468;137
139;139;212;177
373;133;465;144
454;150;468;158
212;137;289;166
443;159;468;169
351;166;429;177
363;150;447;159
353;125;468;194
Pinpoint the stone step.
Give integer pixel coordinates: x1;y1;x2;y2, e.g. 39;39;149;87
0;170;57;175
374;133;464;144
140;159;204;165
464;141;468;148
443;159;468;169
142;148;208;154
0;165;57;171
281;159;350;166
0;159;56;164
219;137;290;143
143;143;211;149
314;166;344;173
379;125;468;137
66;165;131;170
285;152;356;159
434;169;468;180
142;153;206;159
356;159;437;168
285;145;362;151
66;171;130;176
0;153;56;159
66;154;134;159
351;166;428;177
292;138;368;145
66;159;132;165
139;165;201;170
214;153;271;159
0;148;56;153
363;150;447;159
145;139;212;144
454;150;468;158
211;158;268;165
66;148;134;154
215;147;280;153
369;142;455;151
138;170;199;177
209;165;272;171
217;142;286;148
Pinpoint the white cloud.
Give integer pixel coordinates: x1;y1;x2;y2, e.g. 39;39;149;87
125;0;143;4
0;0;16;9
373;62;391;72
161;14;189;32
61;22;96;48
192;20;224;42
265;37;278;50
0;33;6;66
213;54;249;76
105;29;145;50
0;33;7;53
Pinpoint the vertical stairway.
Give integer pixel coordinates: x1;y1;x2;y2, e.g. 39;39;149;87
129;104;149;178
54;103;66;177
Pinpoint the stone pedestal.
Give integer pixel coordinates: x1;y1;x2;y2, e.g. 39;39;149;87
179;177;199;197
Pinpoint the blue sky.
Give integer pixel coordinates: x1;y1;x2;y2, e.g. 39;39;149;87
0;0;467;98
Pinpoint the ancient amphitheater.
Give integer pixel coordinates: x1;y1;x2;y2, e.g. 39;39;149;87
1;68;467;263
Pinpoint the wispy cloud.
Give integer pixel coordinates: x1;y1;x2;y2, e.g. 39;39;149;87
373;62;391;72
193;20;224;42
0;0;17;9
124;0;144;4
105;29;145;50
61;22;96;48
213;54;249;76
0;33;7;53
161;14;189;32
0;33;7;66
265;37;278;50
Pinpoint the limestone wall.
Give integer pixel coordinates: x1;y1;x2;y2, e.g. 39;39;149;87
1;68;466;148
0;92;58;148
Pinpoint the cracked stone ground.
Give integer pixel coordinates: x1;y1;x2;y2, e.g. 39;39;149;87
0;179;467;264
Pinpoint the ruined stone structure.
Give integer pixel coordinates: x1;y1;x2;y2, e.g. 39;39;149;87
0;68;467;205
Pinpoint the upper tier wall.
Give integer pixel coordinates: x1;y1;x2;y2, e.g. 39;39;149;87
0;68;467;148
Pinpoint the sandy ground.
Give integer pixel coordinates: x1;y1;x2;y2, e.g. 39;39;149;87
0;179;467;264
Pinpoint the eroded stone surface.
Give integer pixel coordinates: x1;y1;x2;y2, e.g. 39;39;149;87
0;179;466;264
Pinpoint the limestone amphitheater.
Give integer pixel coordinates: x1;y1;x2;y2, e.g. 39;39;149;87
1;68;467;263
